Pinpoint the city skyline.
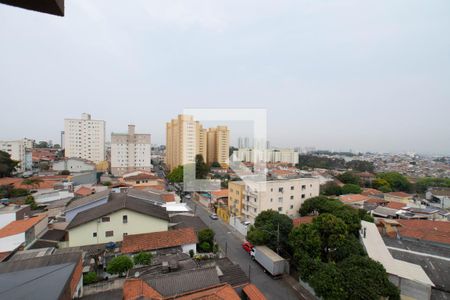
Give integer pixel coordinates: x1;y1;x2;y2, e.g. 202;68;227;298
1;1;450;155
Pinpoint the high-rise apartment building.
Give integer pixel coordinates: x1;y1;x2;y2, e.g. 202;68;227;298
111;125;151;177
234;148;299;165
64;113;105;163
0;138;33;172
165;115;229;171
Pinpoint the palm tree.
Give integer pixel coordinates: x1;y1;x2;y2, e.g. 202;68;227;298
22;177;44;189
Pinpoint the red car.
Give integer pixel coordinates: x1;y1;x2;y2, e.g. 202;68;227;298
242;242;254;254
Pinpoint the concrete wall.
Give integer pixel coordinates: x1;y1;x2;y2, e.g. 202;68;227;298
53;159;95;172
181;243;197;254
67;209;168;247
0;232;25;251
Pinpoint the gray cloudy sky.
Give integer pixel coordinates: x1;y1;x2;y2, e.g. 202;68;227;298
1;0;449;154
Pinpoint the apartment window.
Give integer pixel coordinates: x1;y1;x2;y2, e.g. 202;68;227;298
123;215;128;224
291;186;294;190
92;232;97;237
301;194;306;199
105;231;114;237
290;205;294;209
101;216;110;222
278;197;283;203
278;207;282;212
123;233;128;236
254;208;257;213
270;198;273;202
270;188;273;192
302;185;306;190
278;187;283;193
290;195;294;200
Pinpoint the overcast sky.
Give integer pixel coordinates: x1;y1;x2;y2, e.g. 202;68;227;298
1;0;449;154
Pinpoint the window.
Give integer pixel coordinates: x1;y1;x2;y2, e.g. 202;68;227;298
92;232;97;237
270;188;273;192
278;197;283;203
290;205;294;209
123;233;128;236
101;216;110;222
291;186;294;190
254;208;257;213
278;187;284;193
123;215;128;224
301;194;306;199
105;231;114;237
290;195;294;200
302;185;306;190
270;198;273;202
278;207;282;212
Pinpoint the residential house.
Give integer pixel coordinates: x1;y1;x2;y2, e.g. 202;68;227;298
64;190;109;222
0;214;48;252
384;192;414;204
339;194;370;208
228;181;245;217
66;192;169;247
53;157;96;173
426;187;450;209
0;252;83;299
119;171;164;190
0;204;31;228
360;220;434;299
121;227;198;255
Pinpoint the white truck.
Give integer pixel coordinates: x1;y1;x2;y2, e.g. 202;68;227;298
250;245;286;277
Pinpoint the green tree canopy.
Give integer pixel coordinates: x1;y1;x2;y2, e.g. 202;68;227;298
210;161;221;168
376;172;412;192
133;252;152;265
299;196;343;216
167;166;184;183
198;228;215;245
22;178;44;189
416;177;450;193
346;160;375;172
195;154;209;179
247;210;293;252
321;182;343;196
106;255;133;276
372;178;392;192
0;151;19;178
336;172;360;185
309;263;348;299
341;183;362;195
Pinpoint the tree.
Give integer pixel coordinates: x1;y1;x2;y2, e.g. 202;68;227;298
289;223;321;259
250;210;293;252
341;184;362;195
198;228;215;245
106;255;133;276
167;166;184;183
195;155;209;179
372;178;392;192
309;263;347;299
339;256;400;300
416;177;450;193
83;272;98;285
330;235;365;262
333;206;361;236
376;172;412;192
34;141;49;148
321;182;342;196
246;226;269;246
22;178;44;189
299;196;343;216
298;155;346;170
25;195;38;210
199;241;211;252
53;144;61;149
336;172;360;185
312;214;348;261
133;252;152;265
0;150;19;177
345;160;374;172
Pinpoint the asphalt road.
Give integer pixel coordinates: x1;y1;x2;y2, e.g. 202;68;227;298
185;198;301;300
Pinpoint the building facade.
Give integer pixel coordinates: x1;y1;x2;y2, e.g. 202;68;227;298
111;125;151;176
64;113;106;163
0;138;33;172
234;148;299;165
165;114;229;171
231;177;320;223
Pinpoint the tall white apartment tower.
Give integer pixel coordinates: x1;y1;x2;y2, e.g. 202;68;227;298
111;125;151;176
64;113;106;163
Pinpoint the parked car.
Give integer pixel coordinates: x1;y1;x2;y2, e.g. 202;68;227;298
209;213;218;220
242;241;254;254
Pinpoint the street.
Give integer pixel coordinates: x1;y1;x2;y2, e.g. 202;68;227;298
185;197;303;300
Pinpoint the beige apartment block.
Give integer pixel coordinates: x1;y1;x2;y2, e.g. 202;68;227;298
64;113;105;163
111;125;151;177
233;177;320;224
165;114;229;171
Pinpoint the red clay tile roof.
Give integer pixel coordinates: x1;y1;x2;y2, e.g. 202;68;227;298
387;192;412;198
365;198;387;205
161;194;175;203
74;186;93;197
211;189;228;198
177;283;240;300
123;279;162;300
243;283;267;300
0;177;61;190
293;216;315;227
395;219;450;245
385;201;407;210
361;188;383;196
339;194;370;203
123;173;159;181
0;214;47;238
121;228;198;254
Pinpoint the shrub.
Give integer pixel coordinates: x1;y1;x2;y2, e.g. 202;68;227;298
102;181;112;186
199;241;211;252
83;272;98;285
133;252;152;266
189;249;194;258
10;188;30;197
